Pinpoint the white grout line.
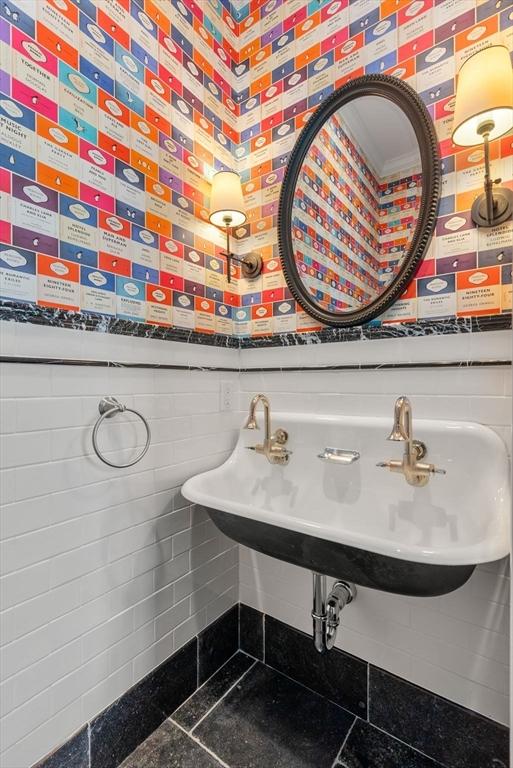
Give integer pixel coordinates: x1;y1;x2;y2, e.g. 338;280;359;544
202;649;243;686
174;649;243;718
331;717;356;768
262;611;266;664
170;718;231;768
367;664;370;716
188;660;258;734
238;650;259;663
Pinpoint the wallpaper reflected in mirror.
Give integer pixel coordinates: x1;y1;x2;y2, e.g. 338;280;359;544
292;96;422;315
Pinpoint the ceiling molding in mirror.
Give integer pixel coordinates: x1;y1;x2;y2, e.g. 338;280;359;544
278;75;441;328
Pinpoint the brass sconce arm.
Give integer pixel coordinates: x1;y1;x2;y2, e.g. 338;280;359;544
471;120;513;228
220;216;262;284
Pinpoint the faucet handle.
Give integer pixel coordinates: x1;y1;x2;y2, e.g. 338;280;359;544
273;428;288;444
417;461;446;476
412;440;426;460
377;459;446;479
246;444;265;456
376;459;402;472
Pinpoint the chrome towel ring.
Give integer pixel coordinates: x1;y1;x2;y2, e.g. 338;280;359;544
92;396;151;468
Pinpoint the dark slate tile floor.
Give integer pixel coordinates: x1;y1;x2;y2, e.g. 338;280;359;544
173;652;255;731
336;719;445;768
193;663;354;768
119;720;224;768
120;653;446;768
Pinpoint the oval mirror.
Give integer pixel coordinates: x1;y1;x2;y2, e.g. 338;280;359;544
278;75;441;327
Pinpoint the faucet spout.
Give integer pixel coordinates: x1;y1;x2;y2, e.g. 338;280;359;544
387;395;411;442
244;394;260;430
244;394;271;447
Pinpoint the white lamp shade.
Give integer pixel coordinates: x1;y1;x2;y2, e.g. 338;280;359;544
452;45;513;147
209;171;247;227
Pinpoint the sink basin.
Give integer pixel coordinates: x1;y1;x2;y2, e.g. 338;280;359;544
183;413;510;597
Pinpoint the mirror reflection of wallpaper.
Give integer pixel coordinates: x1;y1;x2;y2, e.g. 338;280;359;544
379;167;423;287
293;113;381;312
292;111;421;313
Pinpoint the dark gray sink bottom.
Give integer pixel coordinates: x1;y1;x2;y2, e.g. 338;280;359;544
206;507;475;597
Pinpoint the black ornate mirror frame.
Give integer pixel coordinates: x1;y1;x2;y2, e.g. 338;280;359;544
278;75;441;328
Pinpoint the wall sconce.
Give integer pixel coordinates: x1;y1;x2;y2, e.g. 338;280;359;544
209;170;262;284
452;45;513;228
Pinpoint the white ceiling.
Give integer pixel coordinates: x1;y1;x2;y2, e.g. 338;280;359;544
339;95;421;178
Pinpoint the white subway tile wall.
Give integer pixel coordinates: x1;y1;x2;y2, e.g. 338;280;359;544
1;324;511;766
239;358;511;726
0;350;240;768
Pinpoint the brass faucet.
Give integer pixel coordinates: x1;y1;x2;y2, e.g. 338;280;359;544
377;396;445;487
244;394;291;465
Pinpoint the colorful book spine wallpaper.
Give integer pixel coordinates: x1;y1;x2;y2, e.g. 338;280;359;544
0;0;240;337
0;0;512;341
292;110;421;314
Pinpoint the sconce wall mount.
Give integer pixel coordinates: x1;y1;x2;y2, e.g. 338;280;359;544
219;212;263;282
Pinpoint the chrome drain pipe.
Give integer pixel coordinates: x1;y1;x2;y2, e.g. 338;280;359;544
311;572;356;653
312;573;328;653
